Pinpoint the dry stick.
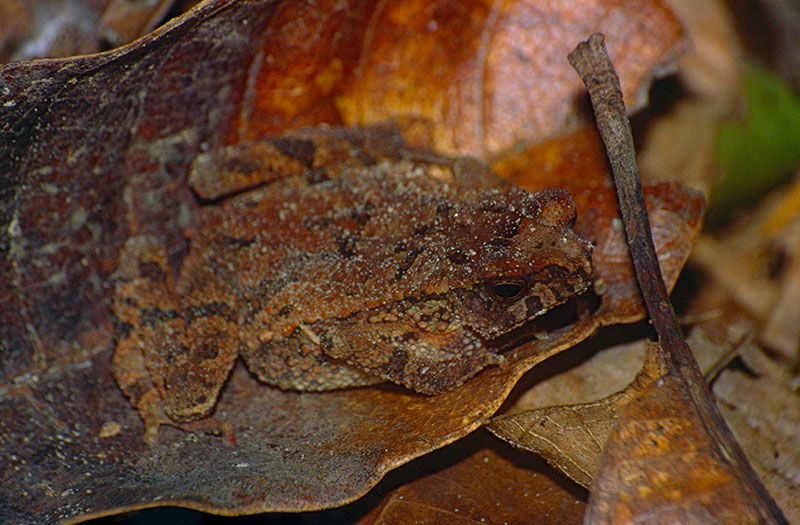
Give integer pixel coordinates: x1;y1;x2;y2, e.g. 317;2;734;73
568;33;787;523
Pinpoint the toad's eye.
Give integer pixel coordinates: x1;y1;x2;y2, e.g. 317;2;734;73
486;280;527;301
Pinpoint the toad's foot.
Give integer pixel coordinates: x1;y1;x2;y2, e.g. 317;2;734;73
135;389;235;446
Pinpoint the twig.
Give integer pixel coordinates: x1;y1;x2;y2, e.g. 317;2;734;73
568;33;786;523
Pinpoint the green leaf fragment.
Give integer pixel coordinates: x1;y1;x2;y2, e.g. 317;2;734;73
709;65;800;226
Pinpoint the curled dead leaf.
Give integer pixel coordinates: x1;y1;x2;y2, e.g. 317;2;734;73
357;431;587;524
488;341;665;488
335;0;684;157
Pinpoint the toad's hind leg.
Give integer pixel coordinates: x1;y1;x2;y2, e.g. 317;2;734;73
241;326;382;391
113;236;238;444
315;301;505;395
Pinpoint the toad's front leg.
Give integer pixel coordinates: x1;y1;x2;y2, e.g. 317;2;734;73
112;236;239;444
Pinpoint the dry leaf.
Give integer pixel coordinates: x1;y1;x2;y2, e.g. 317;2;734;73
98;0;184;47
357;431;587;525
693;175;800;360
585;370;775;523
335;0;684;157
1;0;109;62
663;0;741;99
760;213;800;360
487;323;741;484
714;344;800;523
671;261;800;524
0;0;32;61
573;332;792;523
487;341;662;488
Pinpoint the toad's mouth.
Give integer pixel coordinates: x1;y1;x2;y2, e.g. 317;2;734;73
492;287;601;351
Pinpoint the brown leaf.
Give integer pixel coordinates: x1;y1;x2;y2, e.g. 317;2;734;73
673;170;800;519
0;0;32;61
486;320;739;475
488;341;665;488
761;217;800;360
662;0;742;99
669;280;798;523
335;0;684;157
1;0;109;62
486;323;753;483
0;0;700;522
692;176;800;361
233;0;375;137
637;0;743;196
714;345;800;523
585;363;782;523
0;1;197;61
98;0;184;47
357;431;587;525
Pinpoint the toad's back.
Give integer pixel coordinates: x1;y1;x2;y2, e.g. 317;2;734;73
180;159;593;339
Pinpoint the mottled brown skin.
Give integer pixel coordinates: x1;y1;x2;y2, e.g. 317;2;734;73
112;128;593;443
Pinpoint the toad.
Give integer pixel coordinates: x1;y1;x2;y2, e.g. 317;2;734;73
112;127;593;443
